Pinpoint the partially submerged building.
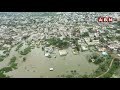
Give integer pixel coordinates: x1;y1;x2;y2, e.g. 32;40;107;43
59;50;67;56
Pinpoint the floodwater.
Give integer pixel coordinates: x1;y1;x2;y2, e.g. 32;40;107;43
2;45;98;78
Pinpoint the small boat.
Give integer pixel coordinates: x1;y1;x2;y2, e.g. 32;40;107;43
49;68;53;71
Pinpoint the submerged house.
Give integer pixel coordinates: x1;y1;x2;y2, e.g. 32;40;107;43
59;50;67;56
81;45;88;51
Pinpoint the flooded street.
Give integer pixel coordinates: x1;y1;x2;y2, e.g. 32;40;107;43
4;45;98;78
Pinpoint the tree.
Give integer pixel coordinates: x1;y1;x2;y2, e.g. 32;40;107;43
42;47;44;51
20;47;31;55
92;53;98;59
0;72;9;78
75;46;80;52
90;38;92;42
11;63;17;69
116;36;120;41
88;59;92;63
23;57;26;62
9;56;16;65
82;32;89;37
117;21;120;26
116;30;120;33
113;60;120;68
0;67;12;73
16;43;23;51
99;37;105;43
0;56;4;62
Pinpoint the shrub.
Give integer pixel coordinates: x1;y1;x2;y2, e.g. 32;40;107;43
0;67;12;73
23;57;26;62
9;56;16;65
0;56;4;62
0;72;9;78
20;47;31;55
16;43;23;51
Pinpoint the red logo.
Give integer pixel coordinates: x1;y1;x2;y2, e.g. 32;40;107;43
98;17;113;22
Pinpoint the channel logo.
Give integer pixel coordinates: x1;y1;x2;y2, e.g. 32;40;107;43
98;17;113;22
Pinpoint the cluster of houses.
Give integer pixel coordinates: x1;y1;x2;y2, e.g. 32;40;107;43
0;12;120;59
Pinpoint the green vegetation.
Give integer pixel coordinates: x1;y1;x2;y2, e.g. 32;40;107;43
20;47;31;55
46;38;58;46
117;21;120;26
116;30;120;33
0;47;11;57
92;56;120;78
10;63;18;69
0;67;12;78
75;46;80;52
116;36;120;41
27;41;32;46
3;48;10;54
0;56;18;78
70;38;80;52
90;55;112;76
0;67;12;73
0;56;5;62
106;35;116;41
16;43;23;51
9;56;16;65
94;57;105;64
9;56;18;69
0;66;14;78
99;37;106;43
71;38;77;45
106;28;114;30
46;38;69;49
90;38;92;42
23;57;26;62
82;32;89;37
42;47;44;51
1;47;9;50
0;72;9;78
88;28;93;31
63;37;70;41
87;53;105;64
102;60;120;78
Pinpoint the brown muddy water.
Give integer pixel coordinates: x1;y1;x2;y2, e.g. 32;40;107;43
0;44;98;78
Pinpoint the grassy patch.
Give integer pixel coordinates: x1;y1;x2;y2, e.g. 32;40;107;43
102;60;120;78
9;56;18;69
10;63;18;69
20;47;31;55
0;67;12;73
16;43;23;51
9;56;16;65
